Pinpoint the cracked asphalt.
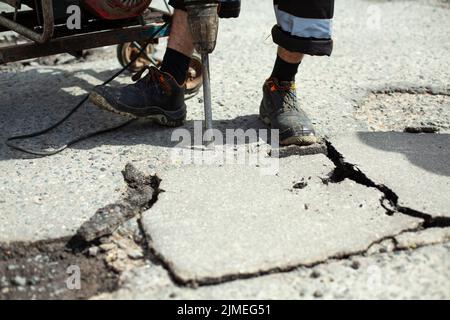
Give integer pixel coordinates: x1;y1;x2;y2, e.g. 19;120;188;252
0;0;449;299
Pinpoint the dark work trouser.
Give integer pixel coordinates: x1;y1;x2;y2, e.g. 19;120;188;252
168;0;334;56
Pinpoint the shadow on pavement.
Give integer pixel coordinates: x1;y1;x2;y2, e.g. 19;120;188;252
0;67;269;161
356;131;450;178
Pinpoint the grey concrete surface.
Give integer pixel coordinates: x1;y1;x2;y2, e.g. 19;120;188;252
142;155;419;283
1;0;449;242
329;132;450;218
95;243;450;300
0;0;449;299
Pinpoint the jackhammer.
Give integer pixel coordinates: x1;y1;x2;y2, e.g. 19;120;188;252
184;0;240;145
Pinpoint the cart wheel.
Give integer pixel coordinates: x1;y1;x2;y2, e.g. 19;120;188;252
116;42;203;96
186;54;203;96
117;41;159;73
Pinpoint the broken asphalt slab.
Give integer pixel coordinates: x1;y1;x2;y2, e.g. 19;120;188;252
142;155;420;285
328;132;450;219
272;140;328;158
76;164;160;242
1;0;449;244
95;243;450;300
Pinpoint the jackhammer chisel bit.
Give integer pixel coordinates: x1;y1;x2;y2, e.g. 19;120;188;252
185;0;220;146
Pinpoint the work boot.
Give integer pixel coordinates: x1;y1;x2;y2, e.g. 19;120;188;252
89;66;186;127
260;78;317;146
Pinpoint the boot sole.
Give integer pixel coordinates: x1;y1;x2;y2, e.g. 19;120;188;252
89;92;186;128
260;115;318;146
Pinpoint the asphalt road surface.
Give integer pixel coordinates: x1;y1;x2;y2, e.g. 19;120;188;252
0;0;449;299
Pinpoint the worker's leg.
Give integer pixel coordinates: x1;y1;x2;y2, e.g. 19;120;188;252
160;3;195;85
89;5;193;126
165;2;193;55
261;0;334;146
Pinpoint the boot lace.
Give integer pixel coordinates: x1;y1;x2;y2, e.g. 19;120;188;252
267;80;298;112
132;66;172;95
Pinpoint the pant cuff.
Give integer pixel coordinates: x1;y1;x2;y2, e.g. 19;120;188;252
272;25;333;56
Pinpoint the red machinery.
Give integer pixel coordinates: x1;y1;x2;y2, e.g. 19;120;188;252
0;0;202;93
83;0;153;20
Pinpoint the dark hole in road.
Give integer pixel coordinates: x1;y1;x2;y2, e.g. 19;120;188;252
0;164;158;300
354;92;450;133
293;181;308;189
0;238;119;300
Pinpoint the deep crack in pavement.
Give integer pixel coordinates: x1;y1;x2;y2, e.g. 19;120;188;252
135;140;450;289
1;149;448;297
324;139;450;228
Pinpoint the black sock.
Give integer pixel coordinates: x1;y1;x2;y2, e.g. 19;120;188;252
270;55;301;82
160;48;191;85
